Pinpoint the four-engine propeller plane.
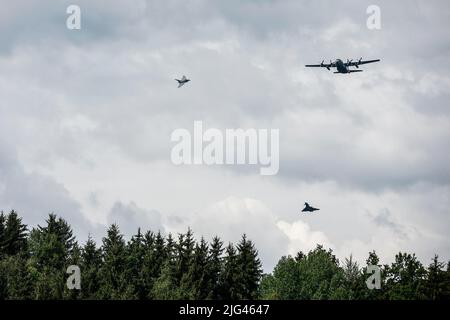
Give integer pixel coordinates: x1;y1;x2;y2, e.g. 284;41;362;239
305;58;380;74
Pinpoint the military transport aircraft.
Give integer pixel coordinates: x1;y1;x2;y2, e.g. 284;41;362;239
302;202;320;213
305;58;380;74
175;75;190;88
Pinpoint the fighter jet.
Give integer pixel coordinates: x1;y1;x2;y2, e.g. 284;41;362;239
302;202;320;213
175;75;190;88
305;58;380;74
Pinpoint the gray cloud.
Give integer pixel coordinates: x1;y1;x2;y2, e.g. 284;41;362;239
0;139;100;240
108;201;165;238
369;208;408;239
0;0;449;267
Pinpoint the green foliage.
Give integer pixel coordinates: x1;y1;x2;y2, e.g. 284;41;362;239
219;243;241;299
80;236;102;299
2;210;27;256
98;224;127;299
384;252;427;300
236;235;263;299
0;210;449;300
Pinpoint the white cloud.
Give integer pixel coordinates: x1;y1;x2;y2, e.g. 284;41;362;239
277;219;332;256
0;0;449;271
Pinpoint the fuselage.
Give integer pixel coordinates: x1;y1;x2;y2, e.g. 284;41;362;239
335;59;349;73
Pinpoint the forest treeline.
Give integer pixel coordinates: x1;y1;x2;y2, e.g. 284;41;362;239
0;210;449;300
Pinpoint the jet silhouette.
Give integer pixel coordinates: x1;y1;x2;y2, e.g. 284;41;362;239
175;75;190;88
302;202;320;212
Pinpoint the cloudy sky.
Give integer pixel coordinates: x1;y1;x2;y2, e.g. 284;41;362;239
1;0;449;271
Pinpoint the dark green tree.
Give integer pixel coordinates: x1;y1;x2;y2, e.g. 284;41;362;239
124;228;146;299
152;233;178;299
219;243;241;299
297;245;345;299
341;255;366;300
142;231;165;299
98;224;127;299
80;236;102;299
384;252;427;300
3;210;27;256
28;214;75;299
179;237;210;299
175;229;195;285
207;236;224;299
424;255;448;300
259;255;300;299
236;235;263;299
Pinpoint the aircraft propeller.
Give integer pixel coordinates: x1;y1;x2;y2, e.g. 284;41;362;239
355;57;363;68
326;60;332;70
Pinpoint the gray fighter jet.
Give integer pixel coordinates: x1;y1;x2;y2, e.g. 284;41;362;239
302;202;320;213
305;58;380;74
175;75;190;88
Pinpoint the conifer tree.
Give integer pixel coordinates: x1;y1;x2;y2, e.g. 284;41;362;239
28;214;75;299
236;234;262;299
3;210;27;256
80;236;102;299
424;255;447;300
152;233;178;299
179;237;210;299
124;228;146;299
99;224;127;299
220;243;241;300
176;228;195;285
207;236;224;299
141;231;160;299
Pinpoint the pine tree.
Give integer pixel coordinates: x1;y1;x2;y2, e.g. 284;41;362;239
3;210;27;256
38;214;75;254
99;224;127;299
28;214;75;299
124;228;146;299
152;233;178;299
179;237;210;299
176;228;195;285
424;255;447;300
236;234;262;299
342;255;365;300
80;236;102;299
207;236;224;299
141;231;162;299
220;243;241;299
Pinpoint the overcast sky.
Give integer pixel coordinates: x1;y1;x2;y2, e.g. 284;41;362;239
1;0;449;271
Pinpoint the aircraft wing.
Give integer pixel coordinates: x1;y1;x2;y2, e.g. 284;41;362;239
305;63;334;68
347;59;380;67
181;75;187;81
178;82;185;88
